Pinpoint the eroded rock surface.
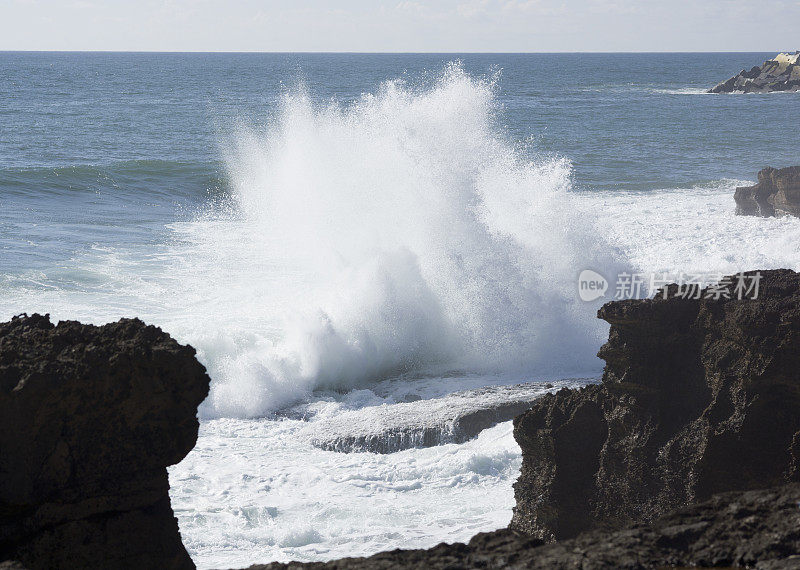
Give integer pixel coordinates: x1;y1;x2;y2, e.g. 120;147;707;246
735;166;800;217
510;269;800;541
0;314;210;570
710;51;800;93
305;382;584;454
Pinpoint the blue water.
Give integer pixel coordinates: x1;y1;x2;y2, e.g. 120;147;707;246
2;51;799;393
2;52;796;174
3;52;800;568
2;53;797;275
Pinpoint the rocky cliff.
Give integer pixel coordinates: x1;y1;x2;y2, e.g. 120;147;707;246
241;484;800;570
710;51;800;93
0;314;210;570
735;166;800;217
510;269;800;541
4;267;800;569
240;269;800;568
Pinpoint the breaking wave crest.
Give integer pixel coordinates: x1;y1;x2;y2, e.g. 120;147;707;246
176;63;626;417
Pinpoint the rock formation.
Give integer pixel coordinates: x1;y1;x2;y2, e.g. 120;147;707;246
305;382;574;454
0;314;209;570
710;51;800;93
5;267;800;569
241;269;800;569
510;269;800;541
240;483;800;570
735;166;800;217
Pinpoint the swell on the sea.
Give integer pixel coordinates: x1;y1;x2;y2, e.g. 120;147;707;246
0;160;224;199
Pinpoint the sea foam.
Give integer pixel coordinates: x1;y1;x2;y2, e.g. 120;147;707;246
4;65;799;421
172;63;626;417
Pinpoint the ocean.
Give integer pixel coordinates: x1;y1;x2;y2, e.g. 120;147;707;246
1;52;799;568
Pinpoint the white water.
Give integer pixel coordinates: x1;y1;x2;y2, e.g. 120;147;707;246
3;65;800;569
170;376;589;569
173;416;521;568
168;72;800;568
169;63;627;418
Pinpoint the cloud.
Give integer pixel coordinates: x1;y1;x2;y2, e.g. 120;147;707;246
585;0;644;15
395;1;432;16
2;0;800;52
456;0;490;18
493;0;567;17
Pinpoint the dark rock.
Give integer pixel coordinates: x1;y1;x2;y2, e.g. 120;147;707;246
508;269;800;542
735;166;800;217
309;398;537;453
710;52;800;93
304;382;581;454
0;314;210;570
236;483;800;569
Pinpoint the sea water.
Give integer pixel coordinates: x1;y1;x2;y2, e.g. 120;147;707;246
1;52;799;568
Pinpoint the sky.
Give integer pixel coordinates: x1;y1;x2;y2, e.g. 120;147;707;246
2;0;799;52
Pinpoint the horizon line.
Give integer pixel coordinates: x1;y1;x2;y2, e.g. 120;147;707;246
0;49;785;55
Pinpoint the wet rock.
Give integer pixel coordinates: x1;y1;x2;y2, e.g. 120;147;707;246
509;269;800;541
0;314;210;570
710;52;800;93
305;382;586;454
735;166;800;217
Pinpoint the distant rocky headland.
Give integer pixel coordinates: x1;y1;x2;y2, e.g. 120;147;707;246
735;166;800;217
710;52;800;93
3;270;800;568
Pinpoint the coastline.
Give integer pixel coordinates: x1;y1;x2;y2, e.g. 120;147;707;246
3;269;800;568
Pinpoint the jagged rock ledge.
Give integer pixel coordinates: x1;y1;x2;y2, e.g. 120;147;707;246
710;51;800;93
240;269;800;569
735;166;800;217
236;484;800;570
510;269;800;541
303;382;585;454
0;314;210;570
